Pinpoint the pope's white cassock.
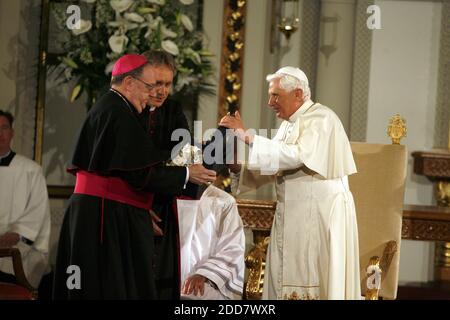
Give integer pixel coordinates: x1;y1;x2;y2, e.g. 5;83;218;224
177;185;245;300
235;100;361;300
0;154;51;287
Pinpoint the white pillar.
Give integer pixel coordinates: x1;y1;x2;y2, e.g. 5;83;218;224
198;0;224;136
0;0;21;114
315;0;356;132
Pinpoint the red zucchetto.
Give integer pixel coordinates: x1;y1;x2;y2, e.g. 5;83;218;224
111;54;148;77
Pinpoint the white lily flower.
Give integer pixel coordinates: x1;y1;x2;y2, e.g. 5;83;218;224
109;32;129;53
110;0;133;13
175;74;196;91
182;144;202;165
108;14;139;31
161;25;177;38
180;14;194;32
53;0;212;105
161;40;179;55
170;144;202;166
64;68;73;80
147;0;166;5
124;13;145;23
104;61;115;75
72;19;92;35
146;14;162;29
142;15;162;38
185;48;202;65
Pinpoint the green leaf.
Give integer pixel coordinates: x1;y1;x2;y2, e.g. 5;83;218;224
70;84;83;102
199;50;213;57
62;56;79;69
137;7;156;15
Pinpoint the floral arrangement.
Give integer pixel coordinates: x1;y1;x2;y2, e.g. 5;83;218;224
50;0;213;110
167;143;203;166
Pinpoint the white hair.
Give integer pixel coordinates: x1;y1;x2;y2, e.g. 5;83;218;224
266;73;311;101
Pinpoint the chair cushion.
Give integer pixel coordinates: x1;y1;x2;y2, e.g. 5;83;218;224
0;282;35;300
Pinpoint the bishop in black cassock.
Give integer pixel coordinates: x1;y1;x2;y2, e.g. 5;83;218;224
52;55;189;299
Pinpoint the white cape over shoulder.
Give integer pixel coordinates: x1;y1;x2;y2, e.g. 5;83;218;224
177;185;245;299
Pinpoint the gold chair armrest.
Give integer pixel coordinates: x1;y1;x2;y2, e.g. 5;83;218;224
365;240;398;300
244;236;270;300
380;240;398;277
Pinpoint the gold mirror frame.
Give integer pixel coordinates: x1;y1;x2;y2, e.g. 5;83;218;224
217;0;247;120
35;0;73;197
35;0;244;198
34;0;49;165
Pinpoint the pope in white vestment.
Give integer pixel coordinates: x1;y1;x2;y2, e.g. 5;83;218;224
0;154;51;288
220;66;361;300
177;185;245;300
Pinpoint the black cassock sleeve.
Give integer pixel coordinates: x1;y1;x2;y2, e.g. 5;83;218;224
70;91;188;195
116;164;187;196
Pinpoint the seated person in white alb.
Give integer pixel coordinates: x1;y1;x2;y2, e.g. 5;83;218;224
177;185;245;300
0;110;51;288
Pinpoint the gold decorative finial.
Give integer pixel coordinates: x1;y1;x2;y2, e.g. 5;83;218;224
387;114;407;144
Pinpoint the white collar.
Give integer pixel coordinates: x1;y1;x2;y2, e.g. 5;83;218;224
288;99;315;123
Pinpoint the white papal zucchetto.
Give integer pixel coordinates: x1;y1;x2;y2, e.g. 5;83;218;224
273;66;309;86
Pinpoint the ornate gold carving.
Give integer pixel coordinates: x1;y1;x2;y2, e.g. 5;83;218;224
435;242;450;267
437;181;450;206
226;94;238;104
226;73;237;82
435;242;450;280
237;199;276;229
410;149;450;280
365;256;382;300
412;150;450;179
230;11;242;22
387;114;407;145
435;187;450;279
403;220;450;241
240;199;450;299
238;201;450;300
218;0;247;120
34;0;51;164
363;241;397;300
228;52;240;62
402;206;450;242
283;291;319;300
380;240;397;280
245;235;269;300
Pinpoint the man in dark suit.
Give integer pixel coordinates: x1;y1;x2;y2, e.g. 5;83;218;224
141;50;209;300
142;50;241;299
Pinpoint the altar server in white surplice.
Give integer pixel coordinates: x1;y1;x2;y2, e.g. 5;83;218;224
220;67;361;300
0;110;51;288
178;185;245;300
